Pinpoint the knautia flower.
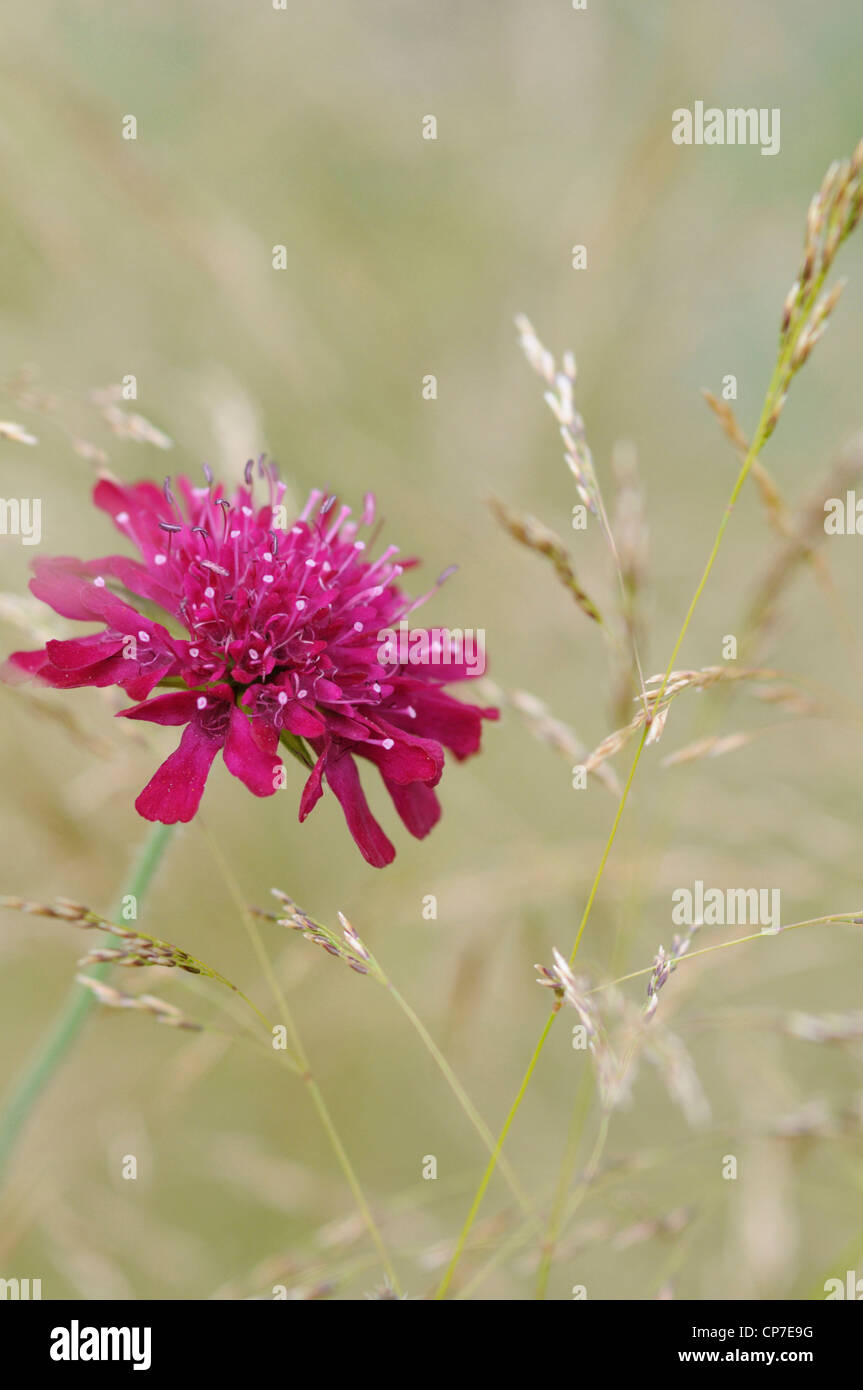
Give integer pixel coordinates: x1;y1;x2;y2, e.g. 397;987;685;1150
4;461;496;866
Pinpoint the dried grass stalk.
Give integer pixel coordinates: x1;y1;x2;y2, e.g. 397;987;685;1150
488;495;603;624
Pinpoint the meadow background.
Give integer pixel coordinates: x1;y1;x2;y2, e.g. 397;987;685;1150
1;0;862;1300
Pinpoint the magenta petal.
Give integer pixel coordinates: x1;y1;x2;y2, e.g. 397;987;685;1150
318;710;374;742
88;554;180;613
93;477;172;550
94;476;170;522
369;720;444;785
2;648;53;682
314;678;343;702
389;693;496;760
30;558;147;630
283;705;326;738
6;641;165;696
27;558;104;621
135;721;221;823
45;635;126;670
385;778;441;839
417;662;485;684
118;666;174;701
119;689;203;726
223;705;281;797
324;752;395;868
298;752;326;821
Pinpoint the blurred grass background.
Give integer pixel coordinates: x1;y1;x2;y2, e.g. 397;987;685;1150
1;0;863;1299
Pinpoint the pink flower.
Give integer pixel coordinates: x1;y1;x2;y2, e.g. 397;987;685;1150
4;463;496;866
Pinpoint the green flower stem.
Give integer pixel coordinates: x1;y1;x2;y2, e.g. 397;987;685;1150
0;820;176;1184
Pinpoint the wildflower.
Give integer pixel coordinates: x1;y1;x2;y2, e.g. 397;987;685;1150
3;461;496;866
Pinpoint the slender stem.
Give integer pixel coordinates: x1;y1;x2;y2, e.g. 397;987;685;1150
0;821;176;1183
382;977;531;1213
434;1011;555;1298
455;1112;614;1301
588;911;861;995
202;826;402;1295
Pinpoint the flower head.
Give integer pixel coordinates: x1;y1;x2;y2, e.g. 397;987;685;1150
4;462;496;866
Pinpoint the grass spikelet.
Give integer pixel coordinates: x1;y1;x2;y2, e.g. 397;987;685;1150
514;312;601;517
478;678;621;794
488;495;603;624
0;894;243;994
75;975;203;1030
701;389;748;455
265;890;373;975
610;439;650;719
0;421;38;446
742;437;863;655
661;731;753;767
584;666;782;772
